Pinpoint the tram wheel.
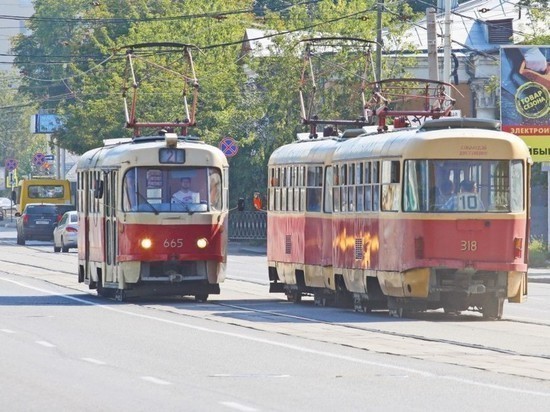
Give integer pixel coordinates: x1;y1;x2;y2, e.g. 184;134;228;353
194;294;209;302
285;290;302;303
389;307;405;318
443;307;462;316
482;296;504;320
115;289;126;302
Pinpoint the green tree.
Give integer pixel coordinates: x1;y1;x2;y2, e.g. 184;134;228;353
0;71;47;194
10;0;416;206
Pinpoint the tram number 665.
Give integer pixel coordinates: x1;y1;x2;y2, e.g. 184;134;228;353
461;240;478;251
164;239;184;248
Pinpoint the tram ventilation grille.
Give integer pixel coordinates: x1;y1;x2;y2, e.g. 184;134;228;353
355;238;363;260
285;235;292;254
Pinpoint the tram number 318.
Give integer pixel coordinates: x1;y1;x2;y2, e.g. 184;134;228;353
461;240;478;251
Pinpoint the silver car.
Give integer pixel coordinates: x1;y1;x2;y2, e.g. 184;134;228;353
53;211;78;252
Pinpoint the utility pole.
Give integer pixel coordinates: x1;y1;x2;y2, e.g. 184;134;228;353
443;0;452;95
427;7;439;81
375;0;384;82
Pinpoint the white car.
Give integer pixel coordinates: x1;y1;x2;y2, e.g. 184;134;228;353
53;211;78;252
0;197;13;210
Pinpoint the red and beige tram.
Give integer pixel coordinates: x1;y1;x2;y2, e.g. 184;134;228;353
267;118;532;319
76;132;229;301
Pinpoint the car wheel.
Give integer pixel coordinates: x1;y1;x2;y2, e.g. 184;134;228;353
54;245;61;253
61;237;69;253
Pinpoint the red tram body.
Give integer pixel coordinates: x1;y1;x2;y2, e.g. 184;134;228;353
267;118;531;319
77;133;229;301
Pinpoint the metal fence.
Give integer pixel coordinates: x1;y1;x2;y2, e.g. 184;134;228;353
228;210;267;240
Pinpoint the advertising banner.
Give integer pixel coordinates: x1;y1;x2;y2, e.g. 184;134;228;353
500;46;550;161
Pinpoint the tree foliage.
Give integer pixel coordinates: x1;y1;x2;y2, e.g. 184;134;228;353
0;72;48;192
9;0;420;205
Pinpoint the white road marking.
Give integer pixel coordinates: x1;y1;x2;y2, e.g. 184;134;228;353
36;340;56;348
81;357;106;365
141;376;172;385
3;277;550;398
220;401;258;411
1;329;16;333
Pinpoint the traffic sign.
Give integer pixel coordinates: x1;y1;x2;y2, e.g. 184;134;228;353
44;154;55;161
219;137;239;158
33;152;46;166
5;158;17;171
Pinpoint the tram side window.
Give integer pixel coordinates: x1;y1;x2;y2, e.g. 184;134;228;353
403;160;430;212
355;162;364;212
381;160;400;211
306;166;322;212
510;161;523;212
324;166;333;213
123;168;137;211
209;168;222;210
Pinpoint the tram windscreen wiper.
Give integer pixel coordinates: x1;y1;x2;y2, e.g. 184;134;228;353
136;191;159;215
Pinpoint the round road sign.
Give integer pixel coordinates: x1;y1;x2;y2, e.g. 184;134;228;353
219;137;239;158
5;158;18;171
33;152;46;166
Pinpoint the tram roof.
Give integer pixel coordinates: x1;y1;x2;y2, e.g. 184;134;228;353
77;134;228;171
333;126;532;162
268;137;339;166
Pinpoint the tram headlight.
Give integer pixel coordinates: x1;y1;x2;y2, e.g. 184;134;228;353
141;238;153;249
196;238;208;249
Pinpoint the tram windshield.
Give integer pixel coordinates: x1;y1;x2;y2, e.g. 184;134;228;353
403;159;524;213
122;166;222;213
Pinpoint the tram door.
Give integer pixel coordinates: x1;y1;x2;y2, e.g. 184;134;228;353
103;171;118;285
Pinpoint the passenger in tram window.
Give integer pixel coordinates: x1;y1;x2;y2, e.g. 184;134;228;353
172;177;200;204
436;179;455;208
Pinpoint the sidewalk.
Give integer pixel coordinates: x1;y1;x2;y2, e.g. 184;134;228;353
527;267;550;284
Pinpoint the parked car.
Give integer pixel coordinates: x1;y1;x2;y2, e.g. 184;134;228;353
53;211;79;253
0;197;13;210
16;203;62;245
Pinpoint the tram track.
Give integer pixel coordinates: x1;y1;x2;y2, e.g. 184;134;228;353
3;244;550;381
209;301;550;360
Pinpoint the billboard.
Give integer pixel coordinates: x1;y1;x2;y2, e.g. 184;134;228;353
33;114;62;134
500;46;550;161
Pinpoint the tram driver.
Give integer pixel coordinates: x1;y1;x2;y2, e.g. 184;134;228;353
172;177;200;204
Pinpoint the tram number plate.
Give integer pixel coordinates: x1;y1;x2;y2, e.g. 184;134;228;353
164;239;184;248
36;220;49;224
461;240;478;251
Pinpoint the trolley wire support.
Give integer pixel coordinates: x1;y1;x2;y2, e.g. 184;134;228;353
118;42;200;137
365;78;463;132
296;37;379;138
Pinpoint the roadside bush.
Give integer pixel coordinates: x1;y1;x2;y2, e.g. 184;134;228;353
529;237;549;267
